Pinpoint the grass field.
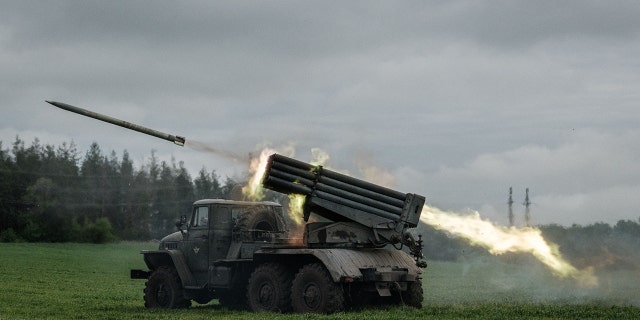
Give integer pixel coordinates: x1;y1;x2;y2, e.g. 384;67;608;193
0;242;639;319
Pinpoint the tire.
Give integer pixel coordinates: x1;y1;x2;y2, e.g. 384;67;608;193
291;263;345;314
236;208;278;241
144;266;191;308
401;280;423;309
246;263;293;312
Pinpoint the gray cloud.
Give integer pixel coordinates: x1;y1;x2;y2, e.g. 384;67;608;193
2;1;640;226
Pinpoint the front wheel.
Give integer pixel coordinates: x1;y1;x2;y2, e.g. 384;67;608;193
144;266;191;308
291;263;345;314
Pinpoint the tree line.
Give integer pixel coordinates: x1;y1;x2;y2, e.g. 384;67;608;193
0;137;245;243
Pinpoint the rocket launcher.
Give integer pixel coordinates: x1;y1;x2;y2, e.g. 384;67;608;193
261;154;427;265
262;153;425;227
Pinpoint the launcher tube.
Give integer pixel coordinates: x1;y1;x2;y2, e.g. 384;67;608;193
263;176;313;195
317;175;406;207
320;169;406;200
315;182;403;215
271;162;317;180
261;153;425;227
314;190;400;221
269;168;315;188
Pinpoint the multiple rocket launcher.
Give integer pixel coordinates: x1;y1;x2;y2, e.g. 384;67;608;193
262;153;425;229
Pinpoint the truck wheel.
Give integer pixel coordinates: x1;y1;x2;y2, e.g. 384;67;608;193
401;280;423;308
247;263;292;312
237;209;278;241
144;266;191;308
291;263;344;314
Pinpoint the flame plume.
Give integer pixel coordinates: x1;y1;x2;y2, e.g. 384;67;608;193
242;147;333;227
242;148;277;201
421;205;598;287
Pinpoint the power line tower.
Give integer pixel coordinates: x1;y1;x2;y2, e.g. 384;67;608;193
508;187;514;227
523;188;531;227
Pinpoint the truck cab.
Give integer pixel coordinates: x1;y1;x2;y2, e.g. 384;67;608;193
131;199;287;307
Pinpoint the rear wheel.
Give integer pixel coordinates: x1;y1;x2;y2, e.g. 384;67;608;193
247;263;292;312
291;263;344;314
401;280;423;308
144;266;191;308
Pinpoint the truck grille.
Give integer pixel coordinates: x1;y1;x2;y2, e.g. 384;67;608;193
163;242;178;250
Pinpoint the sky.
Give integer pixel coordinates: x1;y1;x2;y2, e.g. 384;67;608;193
2;1;640;226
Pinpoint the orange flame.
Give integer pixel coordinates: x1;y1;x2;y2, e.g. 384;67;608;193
287;194;306;226
421;205;598;287
242;148;277;201
277;148;332;225
242;146;309;229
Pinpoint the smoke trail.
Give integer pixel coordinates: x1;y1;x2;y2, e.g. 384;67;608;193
185;139;248;163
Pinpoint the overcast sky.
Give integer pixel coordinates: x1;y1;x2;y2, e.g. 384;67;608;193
2;1;640;226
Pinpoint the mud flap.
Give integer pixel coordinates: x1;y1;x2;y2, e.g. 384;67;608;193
376;283;392;296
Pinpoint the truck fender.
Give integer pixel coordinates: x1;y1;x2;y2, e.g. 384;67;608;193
310;249;422;282
255;248;422;283
141;250;198;288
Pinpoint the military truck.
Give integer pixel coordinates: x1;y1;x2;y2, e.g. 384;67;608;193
131;154;427;313
44;101;427;313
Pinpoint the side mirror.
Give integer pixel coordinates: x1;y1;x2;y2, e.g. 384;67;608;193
175;215;187;234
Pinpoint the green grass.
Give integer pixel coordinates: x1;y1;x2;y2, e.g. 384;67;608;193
0;242;638;319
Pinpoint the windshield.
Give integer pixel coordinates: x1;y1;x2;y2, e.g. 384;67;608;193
191;206;209;228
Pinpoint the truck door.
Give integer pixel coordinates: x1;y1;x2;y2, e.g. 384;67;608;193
208;206;233;287
209;206;232;261
182;205;210;282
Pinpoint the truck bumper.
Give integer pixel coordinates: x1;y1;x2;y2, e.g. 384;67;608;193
130;269;151;279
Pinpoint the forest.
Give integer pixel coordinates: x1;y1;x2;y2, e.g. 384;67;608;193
0;137;254;243
1;137;639;269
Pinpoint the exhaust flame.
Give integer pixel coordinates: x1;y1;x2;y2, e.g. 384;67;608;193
421;205;598;287
284;148;335;226
240;146;307;233
287;194;306;226
242;147;334;227
242;148;278;201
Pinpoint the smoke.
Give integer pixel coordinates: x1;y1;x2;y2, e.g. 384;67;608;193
310;148;330;166
423;209;640;306
184;139;248;163
354;152;397;188
430;255;640;306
